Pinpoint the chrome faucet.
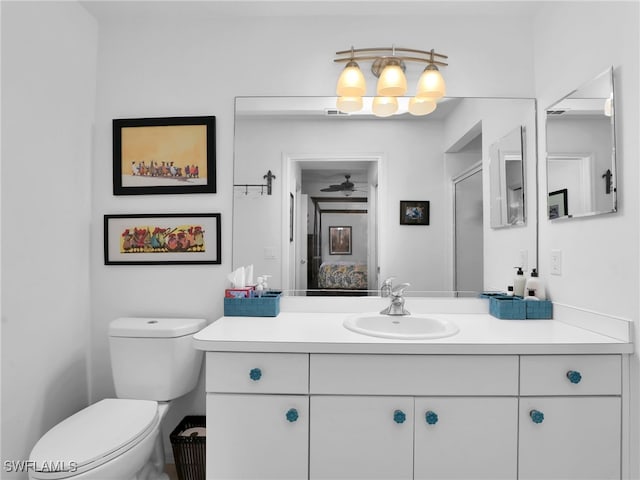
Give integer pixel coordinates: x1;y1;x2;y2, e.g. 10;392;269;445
380;282;411;316
380;277;395;297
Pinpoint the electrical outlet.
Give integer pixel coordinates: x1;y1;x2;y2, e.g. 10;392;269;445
550;250;562;275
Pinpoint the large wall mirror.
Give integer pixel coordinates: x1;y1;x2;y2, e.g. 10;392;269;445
233;96;537;295
546;67;616;220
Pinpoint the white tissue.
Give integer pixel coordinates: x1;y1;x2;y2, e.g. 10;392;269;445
245;265;254;286
227;266;245;288
228;265;256;288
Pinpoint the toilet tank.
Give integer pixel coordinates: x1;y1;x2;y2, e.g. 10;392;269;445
109;317;207;401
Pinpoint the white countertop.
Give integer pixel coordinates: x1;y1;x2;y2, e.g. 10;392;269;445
193;311;633;355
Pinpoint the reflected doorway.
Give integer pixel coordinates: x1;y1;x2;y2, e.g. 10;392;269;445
284;154;379;295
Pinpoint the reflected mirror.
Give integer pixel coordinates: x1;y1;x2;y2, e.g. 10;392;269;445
546;67;616;220
489;126;526;228
234;96;537;295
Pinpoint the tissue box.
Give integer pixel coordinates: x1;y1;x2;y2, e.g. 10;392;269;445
489;296;526;319
225;287;254;298
525;300;553;319
224;292;281;317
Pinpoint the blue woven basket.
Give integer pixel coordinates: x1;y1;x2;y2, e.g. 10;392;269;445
489;296;526;319
223;292;281;317
525;300;553;319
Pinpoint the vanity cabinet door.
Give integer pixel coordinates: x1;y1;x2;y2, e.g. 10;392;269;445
206;393;308;480
309;395;414;480
519;396;621;480
414;397;518;480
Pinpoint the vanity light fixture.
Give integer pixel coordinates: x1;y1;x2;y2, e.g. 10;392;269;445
334;46;448;116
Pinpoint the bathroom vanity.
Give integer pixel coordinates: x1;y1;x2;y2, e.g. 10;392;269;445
193;298;632;480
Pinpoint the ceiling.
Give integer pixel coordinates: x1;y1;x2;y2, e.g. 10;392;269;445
80;0;545;23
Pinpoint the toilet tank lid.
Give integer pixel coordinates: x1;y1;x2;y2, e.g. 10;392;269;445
109;317;207;338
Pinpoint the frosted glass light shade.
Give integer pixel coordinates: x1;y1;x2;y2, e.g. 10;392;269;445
377;64;407;96
336;61;366;97
336;96;363;113
416;64;446;100
372;96;398;117
408;97;437;116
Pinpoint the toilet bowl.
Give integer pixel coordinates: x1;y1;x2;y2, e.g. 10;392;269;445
28;317;206;480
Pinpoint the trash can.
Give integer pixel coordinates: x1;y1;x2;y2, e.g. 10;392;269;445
170;416;206;480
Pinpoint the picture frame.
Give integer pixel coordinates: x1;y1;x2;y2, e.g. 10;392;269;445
329;226;352;255
400;200;430;225
104;213;221;265
113;116;216;195
548;188;568;219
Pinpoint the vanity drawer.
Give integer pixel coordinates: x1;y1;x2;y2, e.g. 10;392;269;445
206;352;309;394
310;354;519;395
520;355;621;395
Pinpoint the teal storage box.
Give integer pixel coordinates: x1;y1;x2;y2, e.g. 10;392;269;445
224;292;281;317
525;300;553;319
489;296;526;319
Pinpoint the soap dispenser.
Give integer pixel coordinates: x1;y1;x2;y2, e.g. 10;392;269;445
524;268;546;300
513;267;526;297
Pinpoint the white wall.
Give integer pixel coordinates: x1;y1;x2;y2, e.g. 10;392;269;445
532;2;640;477
1;2;97;476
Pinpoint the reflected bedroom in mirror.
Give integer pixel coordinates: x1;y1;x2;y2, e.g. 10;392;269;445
233;96;537;297
546;67;617;220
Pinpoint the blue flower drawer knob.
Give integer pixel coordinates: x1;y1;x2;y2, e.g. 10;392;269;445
425;410;439;425
530;409;544;424
249;367;262;381
566;370;582;384
393;410;406;424
286;408;299;423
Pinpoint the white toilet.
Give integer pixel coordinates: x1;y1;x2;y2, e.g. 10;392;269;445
29;317;206;480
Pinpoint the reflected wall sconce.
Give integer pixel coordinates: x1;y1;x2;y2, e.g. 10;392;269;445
335;46;448;117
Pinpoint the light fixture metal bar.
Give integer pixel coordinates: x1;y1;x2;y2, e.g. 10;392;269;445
335;47;448;64
336;55;447;67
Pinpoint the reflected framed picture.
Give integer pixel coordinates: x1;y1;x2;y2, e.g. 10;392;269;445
104;213;221;265
113;116;216;195
400;200;430;225
329;226;352;255
548;188;568;219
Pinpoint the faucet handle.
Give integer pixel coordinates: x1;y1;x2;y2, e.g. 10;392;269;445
391;282;411;296
382;276;395;286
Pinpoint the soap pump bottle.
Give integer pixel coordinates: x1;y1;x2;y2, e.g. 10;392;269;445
524;268;546;300
513;267;526;297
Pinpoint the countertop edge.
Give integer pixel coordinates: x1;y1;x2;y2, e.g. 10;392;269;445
193;338;633;355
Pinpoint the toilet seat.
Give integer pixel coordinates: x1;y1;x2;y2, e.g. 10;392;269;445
29;399;159;479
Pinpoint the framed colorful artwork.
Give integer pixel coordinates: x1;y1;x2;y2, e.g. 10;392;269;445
329;226;352;255
113;116;216;195
400;200;430;225
104;213;221;265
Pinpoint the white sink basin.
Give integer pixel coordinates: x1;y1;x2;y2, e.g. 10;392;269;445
343;313;459;340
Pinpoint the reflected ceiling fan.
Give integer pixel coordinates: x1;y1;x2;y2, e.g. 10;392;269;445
320;174;365;196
